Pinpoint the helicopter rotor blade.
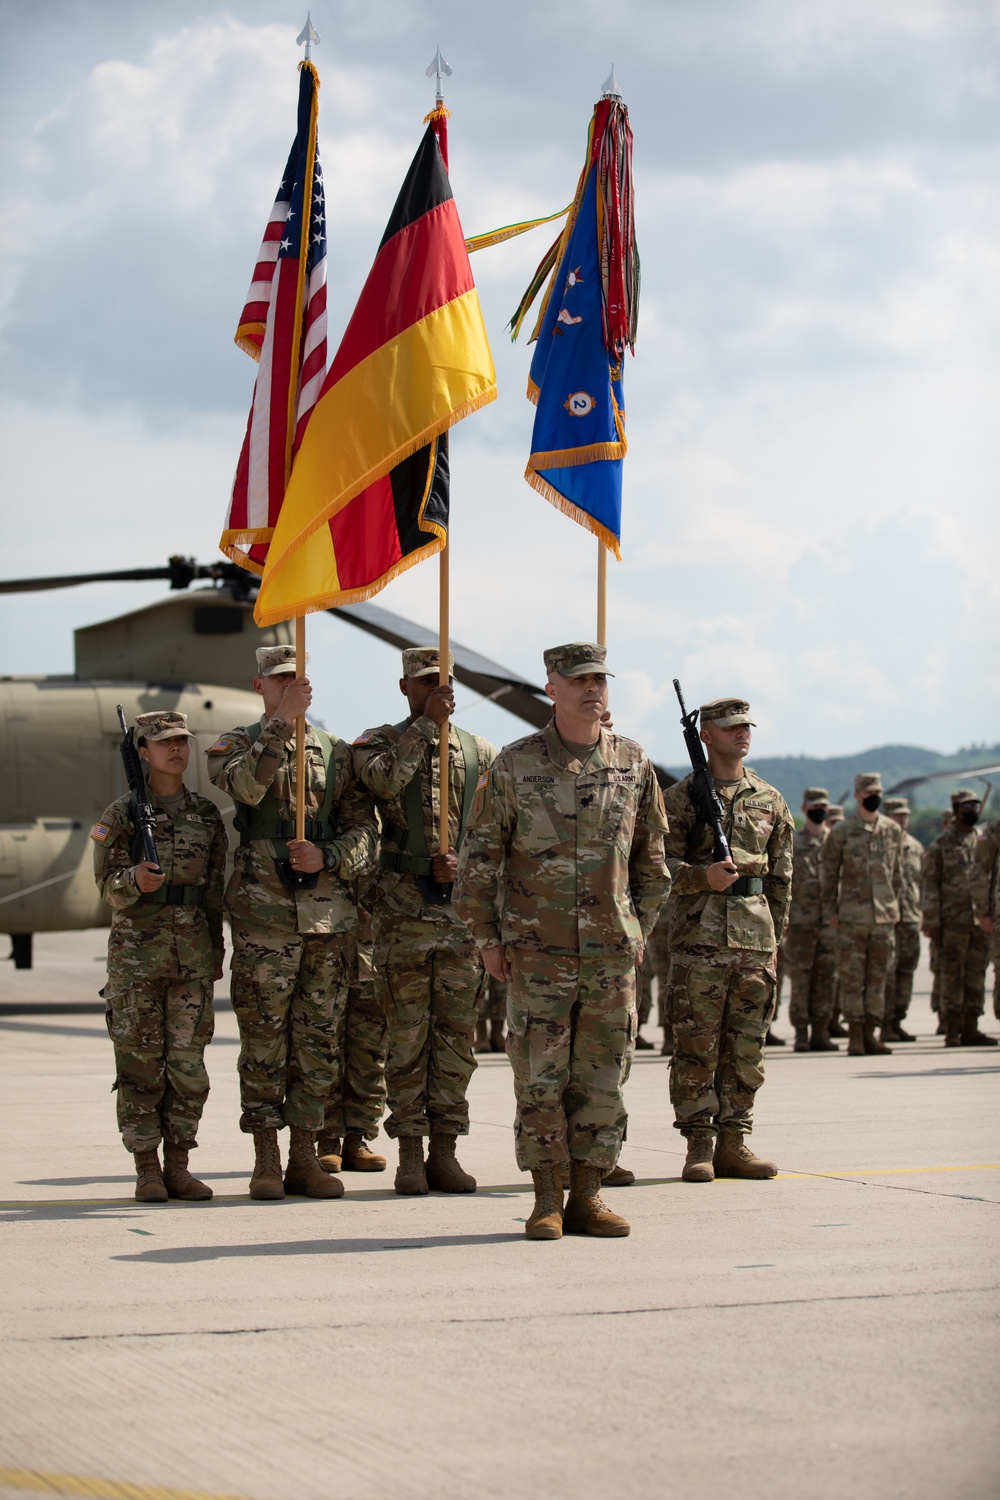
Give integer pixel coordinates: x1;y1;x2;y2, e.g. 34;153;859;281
0;566;176;594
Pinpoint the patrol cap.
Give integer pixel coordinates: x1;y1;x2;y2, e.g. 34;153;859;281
825;804;845;823
854;772;883;795
951;788;980;807
884;797;911;816
402;647;455;679
255;645;301;677
802;787;830;808
700;698;755;729
543;642;614;678
135;711;191;742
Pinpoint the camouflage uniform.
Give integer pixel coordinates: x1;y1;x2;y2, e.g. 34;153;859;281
662;760;793;1139
972;818;1000;1021
922;804;989;1035
883;798;923;1028
820;790;903;1025
455;713;670;1172
93;783;226;1154
320;898;388;1141
208;711;377;1135
353;696;496;1141
784;791;836;1035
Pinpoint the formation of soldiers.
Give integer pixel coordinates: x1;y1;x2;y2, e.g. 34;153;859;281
91;642;999;1238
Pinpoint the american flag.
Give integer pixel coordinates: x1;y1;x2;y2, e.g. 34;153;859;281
220;62;327;574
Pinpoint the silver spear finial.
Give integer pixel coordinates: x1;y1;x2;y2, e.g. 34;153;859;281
425;45;453;104
601;64;621;99
297;12;321;61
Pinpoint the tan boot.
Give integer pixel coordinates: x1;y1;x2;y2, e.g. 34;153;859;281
810;1023;839;1052
960;1022;998;1046
793;1026;811;1052
526;1166;564;1240
316;1133;342;1173
341;1129;386;1172
602;1163;636;1187
426;1133;476;1193
283;1127;344;1197
162;1142;212;1201
713;1134;777;1179
395;1136;429;1195
474;1017;490;1053
249;1128;284;1200
133;1148;168;1203
847;1021;866;1056
944;1013;963;1047
563;1162;630;1237
681;1132;716;1183
489;1017;506;1052
862;1022;891;1055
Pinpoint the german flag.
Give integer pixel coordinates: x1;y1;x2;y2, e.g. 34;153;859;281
253;121;496;626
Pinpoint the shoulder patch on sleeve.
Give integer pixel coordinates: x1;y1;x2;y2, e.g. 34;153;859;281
90;823;111;843
476;771;490;792
207;737;233;754
352;734;373;746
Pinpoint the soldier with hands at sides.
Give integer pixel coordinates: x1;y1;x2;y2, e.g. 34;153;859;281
922;788;996;1047
455;642;670;1241
93;711;227;1203
784;786;838;1052
882;796;924;1042
208;646;378;1200
820;773;903;1056
661;698;794;1185
353;649;497;1196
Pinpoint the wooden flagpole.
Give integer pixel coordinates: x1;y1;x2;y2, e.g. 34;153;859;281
294;615;307;840
596;539;607;647
438;540;450;856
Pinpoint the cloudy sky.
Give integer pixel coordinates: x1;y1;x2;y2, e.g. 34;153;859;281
1;0;997;762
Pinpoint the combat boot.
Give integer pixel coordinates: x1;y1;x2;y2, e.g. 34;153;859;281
284;1126;344;1198
426;1134;477;1193
489;1017;506;1052
793;1026;811;1052
713;1133;777;1179
563;1162;630;1237
881;1018;902;1042
316;1133;342;1173
810;1023;839;1052
765;1028;786;1046
960;1022;998;1046
474;1017;491;1053
602;1163;636;1187
395;1136;429;1195
944;1013;963;1047
162;1142;212;1201
828;1016;848;1038
249;1128;284;1200
893;1021;916;1041
681;1132;715;1183
133;1148;168;1204
634;1030;655;1050
526;1166;564;1240
846;1021;866;1056
862;1022;891;1055
341;1129;386;1171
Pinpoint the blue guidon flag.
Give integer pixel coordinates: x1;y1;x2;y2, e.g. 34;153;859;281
515;94;638;559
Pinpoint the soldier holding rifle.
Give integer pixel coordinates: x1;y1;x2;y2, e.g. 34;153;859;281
662;689;794;1184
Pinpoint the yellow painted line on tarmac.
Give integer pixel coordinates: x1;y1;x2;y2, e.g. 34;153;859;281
777;1163;1000;1179
0;1466;259;1500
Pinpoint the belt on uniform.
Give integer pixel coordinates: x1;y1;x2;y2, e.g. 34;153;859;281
137;884;206;906
380;848;434;878
727;876;764;898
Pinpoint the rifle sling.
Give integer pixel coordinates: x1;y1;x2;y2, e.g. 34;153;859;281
233;722;339;858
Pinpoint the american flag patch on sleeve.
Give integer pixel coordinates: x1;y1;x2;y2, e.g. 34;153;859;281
208;737;232;754
90;823;111;843
352;734;373;746
476;772;490;792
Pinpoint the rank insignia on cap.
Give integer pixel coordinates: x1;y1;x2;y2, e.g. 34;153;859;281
91;823;111;843
352;734;373;746
207;737;232;754
476;772;489;791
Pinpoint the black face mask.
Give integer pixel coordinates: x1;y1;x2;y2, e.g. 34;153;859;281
806;808;827;825
861;793;881;812
959;807;980;826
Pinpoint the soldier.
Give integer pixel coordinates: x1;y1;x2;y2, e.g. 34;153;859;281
823;804;848;1039
972;815;1000;1025
316;889;388;1173
455;641;669;1240
353;649;496;1196
208;646;378;1201
882;797;924;1042
92;711;227;1203
648;901;674;1054
784;787;838;1052
820;773;903;1056
661;698;793;1185
922;789;995;1046
635;951;656;1049
475;975;507;1054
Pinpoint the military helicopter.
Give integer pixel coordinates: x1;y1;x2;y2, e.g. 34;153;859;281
0;556;557;968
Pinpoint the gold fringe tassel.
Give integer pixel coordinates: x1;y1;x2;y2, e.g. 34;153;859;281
522;468;622;561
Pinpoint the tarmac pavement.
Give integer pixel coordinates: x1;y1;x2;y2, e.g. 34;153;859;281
1;931;998;1500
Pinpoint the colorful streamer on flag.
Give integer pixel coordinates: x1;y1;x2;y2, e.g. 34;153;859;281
220;61;327;574
253;113;496;627
517;95;638;559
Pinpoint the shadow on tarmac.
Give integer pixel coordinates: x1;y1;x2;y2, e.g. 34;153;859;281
112;1232;525;1262
853;1066;1000;1078
0;1019;239;1043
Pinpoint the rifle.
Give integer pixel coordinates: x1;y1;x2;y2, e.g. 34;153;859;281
116;705;161;872
672;679;735;867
